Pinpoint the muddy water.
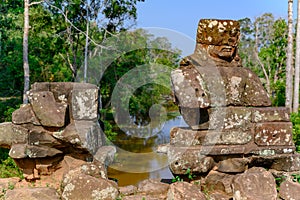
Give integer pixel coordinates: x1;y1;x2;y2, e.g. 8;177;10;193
107;115;187;186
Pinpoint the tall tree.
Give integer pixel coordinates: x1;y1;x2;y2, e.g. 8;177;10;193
286;0;294;111
294;0;300;113
23;0;44;104
23;0;30;104
239;14;288;106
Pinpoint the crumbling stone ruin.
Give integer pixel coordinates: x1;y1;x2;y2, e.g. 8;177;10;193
0;82;116;181
169;19;300;198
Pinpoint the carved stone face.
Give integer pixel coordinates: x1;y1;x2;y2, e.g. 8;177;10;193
207;45;236;60
196;19;240;62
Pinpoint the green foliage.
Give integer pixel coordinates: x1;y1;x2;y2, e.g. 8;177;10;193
239;14;288;106
0;98;22;123
0;148;23;179
102;119;118;142
292;174;300;183
171;168;195;183
271;81;285;107
171;175;183;183
291;112;300;152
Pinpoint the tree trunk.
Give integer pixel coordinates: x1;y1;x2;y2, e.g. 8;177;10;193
23;0;30;104
286;0;294;111
293;0;300;113
84;2;89;83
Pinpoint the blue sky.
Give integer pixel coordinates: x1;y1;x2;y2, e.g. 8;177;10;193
136;0;297;40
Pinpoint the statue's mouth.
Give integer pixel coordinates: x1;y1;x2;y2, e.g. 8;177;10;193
221;47;233;52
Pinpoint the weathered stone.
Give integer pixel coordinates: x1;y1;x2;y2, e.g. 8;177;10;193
0;177;19;197
254;122;293;146
12;157;37;180
9;144;63;159
94;146;116;166
279;180;300;200
197;19;240;46
232;167;277;200
250;146;295;156
204;170;235;195
208;191;232;200
216;158;249;173
12;104;41;125
168;144;296;158
80;160;107;179
28;126;61;147
137;179;169;199
35;156;64;175
5;187;60;200
53;121;103;155
251;107;290;123
167;181;206;200
122;194;158;200
156;143;170;154
28;91;67;127
52;122;81;146
30;82;51;92
62;173;119;200
71;84;98;120
119;185;138;196
170;127;252;146
25;145;62;158
209;106;253;131
168;146;215;174
0;123;27;148
271;153;300;172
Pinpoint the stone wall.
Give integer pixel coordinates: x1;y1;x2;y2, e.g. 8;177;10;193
0;82;114;180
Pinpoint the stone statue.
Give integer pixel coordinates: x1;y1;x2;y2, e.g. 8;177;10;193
168;19;297;176
171;19;271;129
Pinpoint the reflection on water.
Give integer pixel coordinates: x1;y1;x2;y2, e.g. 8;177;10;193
107;115;187;186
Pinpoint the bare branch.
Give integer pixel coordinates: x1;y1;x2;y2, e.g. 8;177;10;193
44;0;112;50
29;1;44;6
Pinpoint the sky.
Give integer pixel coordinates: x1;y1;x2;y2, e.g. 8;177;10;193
134;0;297;55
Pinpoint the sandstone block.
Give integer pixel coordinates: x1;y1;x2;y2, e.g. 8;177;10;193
271;153;300;172
168;146;215;174
12;104;40;125
279;180;300;200
137;179;169;199
5;187;60;200
251;107;290;123
167;181;206;200
216;157;249;173
28;91;67;127
170;127;252;146
119;185;138;196
28;126;61;147
232;167;277;200
62;173;119;200
71;85;98;120
9;144;63;159
94;146;116;166
0;123;27;148
53;121;103;155
204;170;235;195
254;122;293;146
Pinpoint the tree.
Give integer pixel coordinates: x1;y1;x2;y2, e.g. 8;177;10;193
286;0;294;111
23;0;44;104
239;14;288;106
293;0;300;113
44;0;145;80
23;0;30;104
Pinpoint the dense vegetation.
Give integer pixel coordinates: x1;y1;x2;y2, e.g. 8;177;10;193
0;1;300;177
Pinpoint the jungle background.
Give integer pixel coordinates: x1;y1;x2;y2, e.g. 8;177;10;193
0;0;300;177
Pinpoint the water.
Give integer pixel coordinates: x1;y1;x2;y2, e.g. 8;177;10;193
107;115;188;186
